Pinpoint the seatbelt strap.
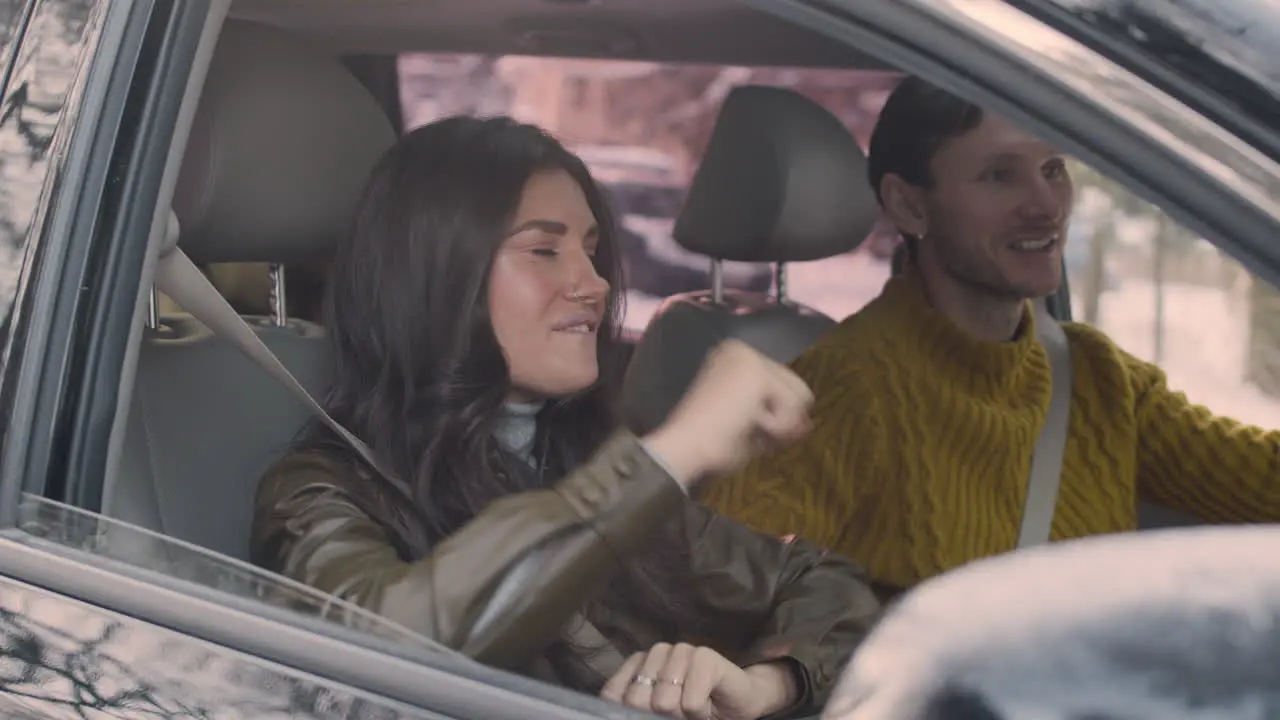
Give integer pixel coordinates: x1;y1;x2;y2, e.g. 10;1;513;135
152;241;407;496
1016;302;1073;549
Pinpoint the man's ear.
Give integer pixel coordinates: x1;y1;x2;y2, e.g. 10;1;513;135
880;173;928;239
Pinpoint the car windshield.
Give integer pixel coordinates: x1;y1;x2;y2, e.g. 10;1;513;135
1007;0;1280;161
15;494;457;656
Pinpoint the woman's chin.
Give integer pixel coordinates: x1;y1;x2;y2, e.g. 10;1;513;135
513;368;600;402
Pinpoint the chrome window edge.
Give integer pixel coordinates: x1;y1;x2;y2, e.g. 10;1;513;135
0;530;650;719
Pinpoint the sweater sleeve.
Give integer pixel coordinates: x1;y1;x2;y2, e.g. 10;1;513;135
1128;351;1280;523
699;347;887;557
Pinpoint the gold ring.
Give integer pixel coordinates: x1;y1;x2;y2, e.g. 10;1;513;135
663;677;685;686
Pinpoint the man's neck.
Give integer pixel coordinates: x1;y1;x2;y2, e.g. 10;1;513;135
918;265;1024;343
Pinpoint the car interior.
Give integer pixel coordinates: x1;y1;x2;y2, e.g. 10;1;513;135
90;0;1202;678
102;0;898;567
105;17;397;560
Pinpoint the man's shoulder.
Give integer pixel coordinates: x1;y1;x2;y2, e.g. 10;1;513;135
790;311;890;386
1060;321;1169;398
1061;320;1115;346
1061;322;1153;369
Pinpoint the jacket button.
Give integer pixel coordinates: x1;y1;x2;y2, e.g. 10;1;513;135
614;457;635;477
581;483;604;507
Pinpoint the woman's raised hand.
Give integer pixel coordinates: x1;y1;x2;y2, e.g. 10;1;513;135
644;339;813;489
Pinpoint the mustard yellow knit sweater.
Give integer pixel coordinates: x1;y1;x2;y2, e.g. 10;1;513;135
703;270;1280;592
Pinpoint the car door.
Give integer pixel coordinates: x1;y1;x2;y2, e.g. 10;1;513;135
5;0;1280;718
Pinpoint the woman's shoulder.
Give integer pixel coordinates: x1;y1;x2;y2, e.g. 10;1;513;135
258;443;367;502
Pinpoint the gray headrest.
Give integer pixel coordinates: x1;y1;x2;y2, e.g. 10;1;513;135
173;20;396;264
620;292;836;436
673;85;877;263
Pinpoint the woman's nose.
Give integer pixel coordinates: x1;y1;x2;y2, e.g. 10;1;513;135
567;252;609;301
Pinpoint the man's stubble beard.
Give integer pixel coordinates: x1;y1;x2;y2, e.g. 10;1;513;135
930;228;1034;304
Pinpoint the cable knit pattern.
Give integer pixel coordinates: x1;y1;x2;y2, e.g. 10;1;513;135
702;269;1280;592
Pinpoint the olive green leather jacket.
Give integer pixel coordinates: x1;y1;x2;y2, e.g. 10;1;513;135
251;431;880;712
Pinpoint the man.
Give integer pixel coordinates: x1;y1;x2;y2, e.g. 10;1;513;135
701;76;1280;599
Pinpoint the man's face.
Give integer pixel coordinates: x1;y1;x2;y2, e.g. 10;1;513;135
892;113;1074;300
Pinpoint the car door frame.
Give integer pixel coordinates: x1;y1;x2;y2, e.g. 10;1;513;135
4;0;1278;716
0;0;163;519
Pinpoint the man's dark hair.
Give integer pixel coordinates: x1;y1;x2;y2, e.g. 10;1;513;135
867;77;984;257
867;76;986;204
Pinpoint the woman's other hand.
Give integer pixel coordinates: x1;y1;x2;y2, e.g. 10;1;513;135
600;642;799;720
643;340;813;489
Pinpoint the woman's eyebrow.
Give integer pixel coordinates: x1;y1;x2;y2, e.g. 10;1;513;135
506;219;568;238
507;219;600;240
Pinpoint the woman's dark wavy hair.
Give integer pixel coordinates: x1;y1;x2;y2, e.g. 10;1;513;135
307;115;699;689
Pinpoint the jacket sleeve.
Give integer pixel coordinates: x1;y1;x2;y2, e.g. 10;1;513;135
1128;351;1280;522
680;502;881;716
700;347;887;557
251;430;686;669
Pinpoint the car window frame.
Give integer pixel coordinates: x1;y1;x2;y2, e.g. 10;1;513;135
0;527;650;719
0;0;143;522
18;0;1280;715
1005;0;1280;167
52;0;210;514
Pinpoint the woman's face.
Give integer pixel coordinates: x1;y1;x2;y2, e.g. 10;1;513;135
489;168;610;402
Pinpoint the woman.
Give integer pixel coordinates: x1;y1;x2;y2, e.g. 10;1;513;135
251;116;880;720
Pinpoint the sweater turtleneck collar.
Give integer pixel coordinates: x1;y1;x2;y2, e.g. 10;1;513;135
494;401;544;467
877;263;1041;384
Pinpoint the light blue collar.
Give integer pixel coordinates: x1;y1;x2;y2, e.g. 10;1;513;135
494;401;544;466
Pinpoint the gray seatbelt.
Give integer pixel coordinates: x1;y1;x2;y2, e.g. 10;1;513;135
152;238;406;497
1017;303;1073;549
